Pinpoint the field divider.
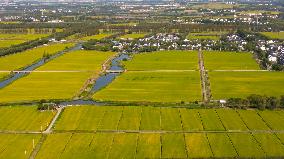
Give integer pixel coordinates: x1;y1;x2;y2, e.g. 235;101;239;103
96;109;107;131
178;109;189;158
198;50;209;103
210;70;269;72
214;109;226;131
127;70;198;73
134;134;139;159
226;133;240;157
58;133;73;159
235;110;267;156
160;134;163;159
29;134;47;159
256;111;284;150
106;133;116;159
138;107;143;131
116;106;125;130
256;111;273;131
88;133;96;148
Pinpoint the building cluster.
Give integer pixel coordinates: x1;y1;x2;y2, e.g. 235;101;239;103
225;33;284;64
110;32;284;66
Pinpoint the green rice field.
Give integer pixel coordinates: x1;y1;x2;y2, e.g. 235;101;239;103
0;34;50;48
209;71;284;99
203;51;260;70
93;50;201;102
0;40;26;48
186;32;226;40
123;50;198;70
188;35;220;40
0;134;41;159
1;106;284;158
261;32;284;40
33;132;284;158
0;43;74;71
54;106;284;132
0;72;8;80
80;33;113;41
119;33;147;40
0;50;115;103
93;71;202;102
0;106;55;131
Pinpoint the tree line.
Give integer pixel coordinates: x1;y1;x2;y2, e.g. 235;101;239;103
225;94;284;110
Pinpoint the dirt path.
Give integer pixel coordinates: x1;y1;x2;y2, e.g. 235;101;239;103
128;70;197;72
43;107;64;134
198;50;209;103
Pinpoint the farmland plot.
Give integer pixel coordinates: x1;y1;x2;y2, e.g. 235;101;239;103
93;50;201;103
118;106;141;130
160;107;183;131
0;106;55;131
261;32;284;40
119;33;147;40
258;110;284;130
253;133;284;157
0;43;74;71
185;133;213;158
161;133;187;158
36;133;73;159
81;33;113;41
203;51;259;70
93;72;202;102
140;106;161;130
198;109;225;131
229;133;265;158
179;108;203;131
0;40;26;48
0;50;115;103
237;110;270;130
0;134;41;159
54;106;106;131
0;34;50;48
108;133;138;158
209;72;284;99
97;106;123;130
136;134;161;158
216;109;248;131
207;133;237;157
123;50;198;70
0;72;8;80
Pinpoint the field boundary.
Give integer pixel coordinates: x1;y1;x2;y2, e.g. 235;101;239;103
29;135;47;159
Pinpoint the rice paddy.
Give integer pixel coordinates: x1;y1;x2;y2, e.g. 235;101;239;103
0;50;115;103
209;71;284;99
0;106;55;131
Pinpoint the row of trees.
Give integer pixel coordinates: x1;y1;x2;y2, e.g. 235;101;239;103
225;94;284;110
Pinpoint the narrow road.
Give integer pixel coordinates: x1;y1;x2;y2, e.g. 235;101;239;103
128;70;197;72
29;135;47;159
211;70;269;72
53;129;284;134
198;50;208;103
43;107;64;134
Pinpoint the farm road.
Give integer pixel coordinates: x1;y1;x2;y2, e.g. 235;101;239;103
2;129;284;135
127;70;197;72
